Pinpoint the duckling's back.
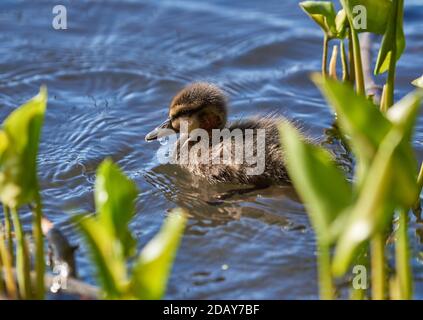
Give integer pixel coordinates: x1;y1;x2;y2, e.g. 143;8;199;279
180;116;291;185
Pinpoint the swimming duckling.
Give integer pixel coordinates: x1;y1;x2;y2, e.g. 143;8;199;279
145;82;291;187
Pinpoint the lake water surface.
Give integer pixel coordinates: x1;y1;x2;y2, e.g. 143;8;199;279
1;0;423;299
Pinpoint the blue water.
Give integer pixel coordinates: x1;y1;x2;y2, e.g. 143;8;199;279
0;0;422;299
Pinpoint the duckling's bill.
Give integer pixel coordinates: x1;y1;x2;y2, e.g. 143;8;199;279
145;118;173;141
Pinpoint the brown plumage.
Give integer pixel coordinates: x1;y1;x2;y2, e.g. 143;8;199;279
145;82;292;185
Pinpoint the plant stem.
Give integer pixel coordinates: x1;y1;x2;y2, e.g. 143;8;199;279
11;206;31;299
322;35;329;76
412;162;423;215
32;191;45;299
341;40;349;82
0;231;4;295
386;0;401;108
3;205;14;258
329;45;338;80
395;209;412;299
380;84;388;113
417;162;423;193
371;233;386;300
348;29;355;86
349;23;365;95
386;60;396;108
349;246;368;300
317;241;333;300
0;227;17;299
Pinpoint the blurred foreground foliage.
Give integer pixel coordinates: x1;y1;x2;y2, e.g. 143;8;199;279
0;90;186;300
291;0;422;300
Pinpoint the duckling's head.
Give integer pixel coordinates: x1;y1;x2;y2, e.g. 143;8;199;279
145;82;228;141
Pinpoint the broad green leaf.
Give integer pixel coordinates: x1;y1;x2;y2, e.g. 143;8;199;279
313;75;420;205
375;0;405;74
74;215;127;299
332;129;405;275
332;92;421;275
386;91;422;206
0;87;47;208
412;75;423;88
335;9;348;38
75;159;139;298
130;210;187;300
0;131;9;155
387;91;423;143
279;121;352;244
299;1;338;37
95;159;138;257
341;0;392;35
312;74;391;181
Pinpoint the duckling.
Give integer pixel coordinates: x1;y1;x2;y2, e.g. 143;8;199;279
145;82;292;187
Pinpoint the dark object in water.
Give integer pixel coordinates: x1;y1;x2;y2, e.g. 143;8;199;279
29;208;78;280
45;227;78;279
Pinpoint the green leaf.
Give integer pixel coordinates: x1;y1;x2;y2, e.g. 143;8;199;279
0;132;9;155
335;9;348;38
74;159;139;298
374;0;405;74
299;1;338;37
332;129;404;275
412;75;423;89
0;87;47;208
387;91;422;142
313;75;421;206
130;210;187;300
386;91;423;206
95;159;138;257
331;91;422;275
74;215;127;298
76;160;186;300
312;74;391;182
279;121;352;244
341;0;392;35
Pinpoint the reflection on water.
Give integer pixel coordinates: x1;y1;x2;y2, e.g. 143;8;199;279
145;164;302;228
0;0;423;299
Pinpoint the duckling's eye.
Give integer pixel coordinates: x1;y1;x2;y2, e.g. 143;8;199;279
172;109;192;120
179;110;191;117
172;103;209;120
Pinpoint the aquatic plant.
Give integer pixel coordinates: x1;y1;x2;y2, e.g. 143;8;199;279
0;88;47;299
280;77;422;300
374;0;405;108
299;1;347;76
74;159;186;300
300;0;403;98
288;0;422;300
0;90;186;300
